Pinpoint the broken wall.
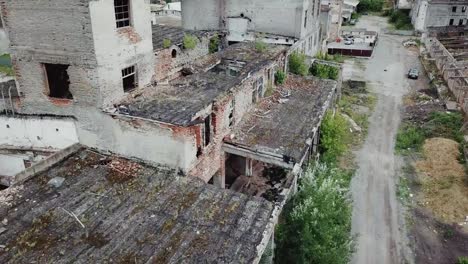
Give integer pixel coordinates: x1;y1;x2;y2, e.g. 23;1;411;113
154;36;211;81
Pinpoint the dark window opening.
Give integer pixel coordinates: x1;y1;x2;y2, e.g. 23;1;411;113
228;100;235;127
463;6;467;12
450;18;454;25
122;65;136;92
204;115;211;147
44;64;72;99
208;176;214;184
171;49;177;58
459;19;464;25
304;10;308;28
114;0;130;28
452;6;457;12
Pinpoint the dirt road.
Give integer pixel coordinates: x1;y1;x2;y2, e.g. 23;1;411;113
345;16;418;264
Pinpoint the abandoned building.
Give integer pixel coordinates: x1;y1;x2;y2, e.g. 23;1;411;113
181;0;323;56
424;35;468;114
0;0;339;262
411;0;468;32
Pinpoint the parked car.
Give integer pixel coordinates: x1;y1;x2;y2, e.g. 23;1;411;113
408;68;419;79
344;39;353;45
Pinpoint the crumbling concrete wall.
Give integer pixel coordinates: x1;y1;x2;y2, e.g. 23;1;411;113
154;36;210;81
0;115;78;149
188;59;284;182
182;0;221;30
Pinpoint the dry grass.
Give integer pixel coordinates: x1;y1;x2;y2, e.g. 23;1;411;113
414;138;468;224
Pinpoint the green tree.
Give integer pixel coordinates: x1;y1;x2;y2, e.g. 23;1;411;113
275;163;354;264
183;34;198;50
319;112;348;163
209;34;220;53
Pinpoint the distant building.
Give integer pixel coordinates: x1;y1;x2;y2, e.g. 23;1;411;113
342;0;359;23
411;0;468;32
181;0;323;56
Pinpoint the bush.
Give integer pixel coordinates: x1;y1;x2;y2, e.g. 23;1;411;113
320;112;349;163
255;40;267;52
357;0;384;12
310;63;339;80
458;256;468;264
209;34;220;54
288;52;308;76
275;163;354;264
275;70;286;85
183;34;198;50
396;125;425;152
388;10;413;30
162;38;172;49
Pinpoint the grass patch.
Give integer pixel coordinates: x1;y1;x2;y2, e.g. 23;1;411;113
316;52;346;63
255;40;267;52
396;125;425;153
310;63;339;80
162;38;172;49
397;176;411;204
209;34;220;53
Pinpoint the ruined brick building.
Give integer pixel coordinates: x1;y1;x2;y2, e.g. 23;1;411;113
0;0;338;262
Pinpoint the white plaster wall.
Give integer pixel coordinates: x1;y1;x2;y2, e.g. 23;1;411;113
90;0;155;107
0;29;10;55
0;155;25;176
181;0;220;30
0;116;78;149
425;4;468;28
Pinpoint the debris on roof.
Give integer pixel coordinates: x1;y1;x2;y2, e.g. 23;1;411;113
225;75;337;163
0;148;274;263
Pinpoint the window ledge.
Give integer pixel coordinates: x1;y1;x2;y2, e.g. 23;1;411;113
47;97;73;106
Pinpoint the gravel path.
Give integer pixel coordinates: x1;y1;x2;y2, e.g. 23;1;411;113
345;16;416;264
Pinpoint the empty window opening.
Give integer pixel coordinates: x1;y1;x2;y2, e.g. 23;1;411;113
44;64;72;99
304;10;308;28
452;6;457;12
171;49;177;58
122;65;136;92
459;19;464;25
450;18;454;25
203;115;211;147
114;0;130;28
463;6;467;12
228;100;235;127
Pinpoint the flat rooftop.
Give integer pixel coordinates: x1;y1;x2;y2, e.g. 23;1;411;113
224;75;336;163
0;148;274;263
328;41;374;51
115;43;287;126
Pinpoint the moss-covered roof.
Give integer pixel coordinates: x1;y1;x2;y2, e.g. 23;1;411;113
0;149;273;263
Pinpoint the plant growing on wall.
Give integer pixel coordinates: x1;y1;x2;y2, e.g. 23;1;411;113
254;40;267;52
183;34;198;50
310;63;339;80
275;70;286;85
209;34;220;53
288;52;308;76
162;38;172;49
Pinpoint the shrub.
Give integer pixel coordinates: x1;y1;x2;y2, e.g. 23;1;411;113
162;38;172;49
209;34;220;53
388;10;413;30
183;34;198;50
320;112;349;163
310;63;339;80
395;125;425;152
274;70;286;85
255;40;267;52
458;256;468;264
357;0;384;12
275;163;354;264
288;52;308;76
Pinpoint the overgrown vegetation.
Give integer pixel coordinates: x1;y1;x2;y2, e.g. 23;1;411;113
162;38;172;49
458;256;468;264
288;52;308;76
183;34;198;50
388;10;413;30
319;112;349;164
396;111;464;153
255;40;267;53
274;70;286;85
0;54;13;76
316;52;345;63
356;0;384;13
275;163;354;264
209;34;220;54
310;63;339;80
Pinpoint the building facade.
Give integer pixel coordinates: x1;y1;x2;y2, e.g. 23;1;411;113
411;0;468;32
